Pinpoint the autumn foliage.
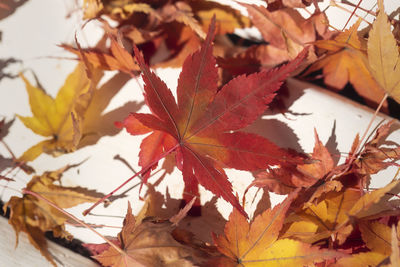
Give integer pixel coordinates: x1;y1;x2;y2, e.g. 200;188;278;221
1;0;400;266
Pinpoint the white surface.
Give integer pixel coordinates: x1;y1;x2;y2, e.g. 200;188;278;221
0;0;399;259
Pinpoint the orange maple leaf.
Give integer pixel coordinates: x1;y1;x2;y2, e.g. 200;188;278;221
212;192;341;266
62;36;138;75
306;19;386;109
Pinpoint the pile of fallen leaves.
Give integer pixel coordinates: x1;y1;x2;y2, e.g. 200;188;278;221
1;0;400;266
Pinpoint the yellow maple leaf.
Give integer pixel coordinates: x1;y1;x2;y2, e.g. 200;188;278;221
17;63;102;161
367;0;400;103
337;222;400;267
283;180;400;245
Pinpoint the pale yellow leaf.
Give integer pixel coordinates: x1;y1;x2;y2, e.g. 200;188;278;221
368;0;400;103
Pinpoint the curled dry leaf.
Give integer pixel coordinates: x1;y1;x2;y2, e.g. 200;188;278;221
220;4;329;77
95;202;206;267
245;5;317;51
3;165;101;266
62;37;139;75
17;63;103;161
354;120;400;177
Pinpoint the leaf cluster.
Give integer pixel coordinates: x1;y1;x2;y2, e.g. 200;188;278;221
1;0;400;266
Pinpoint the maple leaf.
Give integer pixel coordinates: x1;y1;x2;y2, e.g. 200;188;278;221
95;202;206;267
368;0;400;104
17;63;102;161
283;180;400;245
359;221;398;255
245;5;317;51
62;37;139;75
335;221;400;267
117;18;305;216
3;165;101;266
306;19;387;109
212;191;341;266
247;130;335;195
220;4;328;77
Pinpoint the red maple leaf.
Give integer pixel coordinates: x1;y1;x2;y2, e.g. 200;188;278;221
117;18;306;216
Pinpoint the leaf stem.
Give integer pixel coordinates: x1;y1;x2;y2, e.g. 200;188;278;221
341;0;363;31
330;0;371;27
83;143;179;215
22;189;125;255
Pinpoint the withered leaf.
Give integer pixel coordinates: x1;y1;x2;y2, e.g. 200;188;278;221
355;120;400;176
62;36;139;74
4;165;100;266
95;202;205;267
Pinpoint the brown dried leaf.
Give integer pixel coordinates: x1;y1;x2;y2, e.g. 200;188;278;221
3;166;100;266
95;203;205;267
355;121;400;176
